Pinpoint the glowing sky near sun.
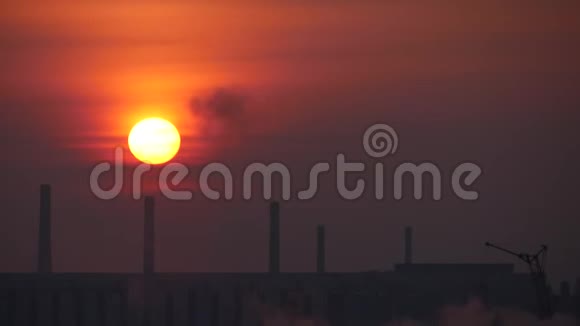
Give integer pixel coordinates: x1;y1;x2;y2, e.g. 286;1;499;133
3;1;578;166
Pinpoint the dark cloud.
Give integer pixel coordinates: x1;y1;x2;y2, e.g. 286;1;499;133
191;88;247;120
190;88;249;139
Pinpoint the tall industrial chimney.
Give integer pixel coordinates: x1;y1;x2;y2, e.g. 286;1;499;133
317;225;325;273
269;201;280;273
38;184;52;273
404;226;413;264
144;196;155;275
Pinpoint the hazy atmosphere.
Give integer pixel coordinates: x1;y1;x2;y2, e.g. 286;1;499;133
1;2;579;324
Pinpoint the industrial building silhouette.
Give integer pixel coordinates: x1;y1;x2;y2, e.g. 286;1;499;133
0;184;578;325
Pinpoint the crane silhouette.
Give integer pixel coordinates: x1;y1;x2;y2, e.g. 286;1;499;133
484;242;553;319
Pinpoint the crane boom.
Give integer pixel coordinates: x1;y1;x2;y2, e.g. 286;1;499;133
484;242;522;258
485;242;552;319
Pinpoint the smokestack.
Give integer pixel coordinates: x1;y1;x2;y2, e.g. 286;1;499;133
38;184;52;273
144;196;155;275
269;201;280;273
317;225;325;273
404;226;413;264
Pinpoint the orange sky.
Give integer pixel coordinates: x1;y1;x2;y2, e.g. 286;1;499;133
1;0;577;174
3;1;578;164
1;1;579;278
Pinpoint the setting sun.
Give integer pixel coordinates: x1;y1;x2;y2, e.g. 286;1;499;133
128;117;181;165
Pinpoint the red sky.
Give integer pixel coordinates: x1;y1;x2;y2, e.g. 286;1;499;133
1;1;579;285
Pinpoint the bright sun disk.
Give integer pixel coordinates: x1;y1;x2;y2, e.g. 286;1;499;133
128;117;181;164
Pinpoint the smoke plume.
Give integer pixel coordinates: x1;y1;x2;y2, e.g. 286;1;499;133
190;88;248;139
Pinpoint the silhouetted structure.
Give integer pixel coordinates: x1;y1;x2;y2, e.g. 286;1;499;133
38;184;52;273
144;196;155;326
485;241;553;319
268;202;280;273
0;185;577;325
575;278;580;319
317;225;325;273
